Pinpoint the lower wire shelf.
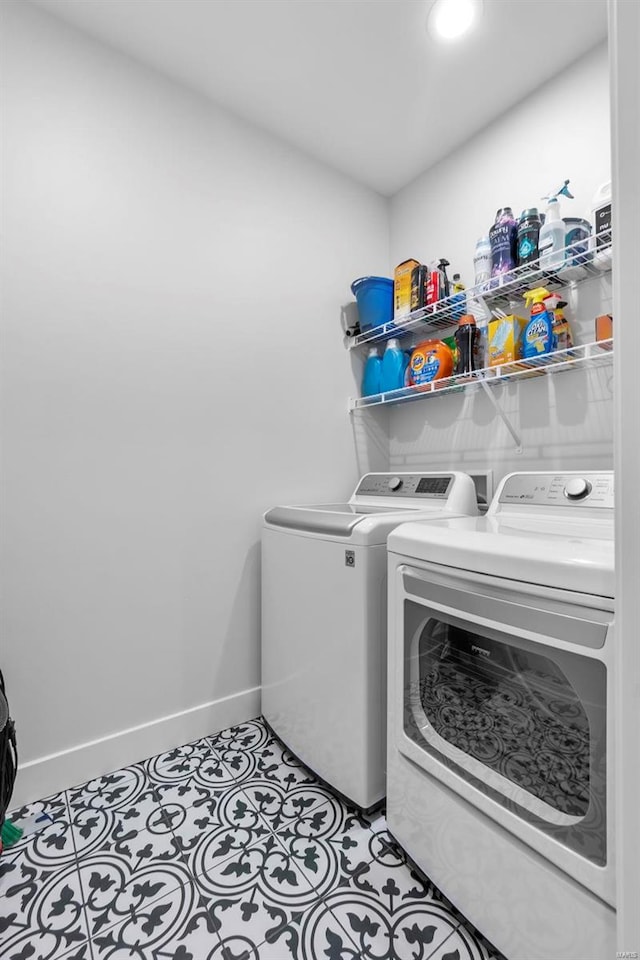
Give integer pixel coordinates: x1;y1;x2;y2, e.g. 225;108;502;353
348;339;613;412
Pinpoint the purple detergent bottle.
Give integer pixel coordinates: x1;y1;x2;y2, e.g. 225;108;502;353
489;207;518;277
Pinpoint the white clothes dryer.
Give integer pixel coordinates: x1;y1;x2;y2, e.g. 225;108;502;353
261;471;479;810
386;471;615;960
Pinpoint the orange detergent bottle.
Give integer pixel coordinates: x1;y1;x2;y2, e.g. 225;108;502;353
409;339;454;390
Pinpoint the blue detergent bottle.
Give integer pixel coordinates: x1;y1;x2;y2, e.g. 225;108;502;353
361;347;382;397
380;338;406;392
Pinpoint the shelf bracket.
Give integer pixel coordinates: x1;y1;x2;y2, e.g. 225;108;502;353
478;379;523;453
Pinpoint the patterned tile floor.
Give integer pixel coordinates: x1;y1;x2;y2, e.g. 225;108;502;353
0;717;504;960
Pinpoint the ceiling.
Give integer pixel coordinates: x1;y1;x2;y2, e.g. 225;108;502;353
29;0;608;196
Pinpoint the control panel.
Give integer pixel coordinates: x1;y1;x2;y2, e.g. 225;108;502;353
355;473;453;499
498;473;614;509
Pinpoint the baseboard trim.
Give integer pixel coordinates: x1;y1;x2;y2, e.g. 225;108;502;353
12;685;261;809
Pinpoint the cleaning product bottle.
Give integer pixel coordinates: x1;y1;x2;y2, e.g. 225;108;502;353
409;340;454;389
522;287;556;358
380;339;406;392
438;259;451;298
442;335;458;371
559;217;592;281
591;182;612;270
517;209;541;265
410;264;428;312
473;236;492;288
538;198;565;271
451;273;467;320
425;262;441;307
544;294;573;352
361;347;382;397
454;315;480;375
489;208;518;277
403;350;412;386
470;299;491;369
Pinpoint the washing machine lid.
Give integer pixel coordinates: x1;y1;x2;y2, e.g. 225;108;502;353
264;503;428;539
264;472;481;544
388;514;614;598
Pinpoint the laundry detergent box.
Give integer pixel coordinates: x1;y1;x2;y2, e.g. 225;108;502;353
595;313;613;349
394;258;421;321
488;314;526;366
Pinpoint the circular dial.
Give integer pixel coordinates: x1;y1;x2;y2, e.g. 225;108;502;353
564;477;592;500
388;476;403;491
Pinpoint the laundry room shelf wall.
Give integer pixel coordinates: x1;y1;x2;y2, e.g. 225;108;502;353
348;340;613;413
349;232;612;349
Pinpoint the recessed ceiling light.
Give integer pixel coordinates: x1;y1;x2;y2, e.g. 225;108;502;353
428;0;482;41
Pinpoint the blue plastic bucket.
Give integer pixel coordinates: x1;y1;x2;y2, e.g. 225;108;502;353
351;276;394;332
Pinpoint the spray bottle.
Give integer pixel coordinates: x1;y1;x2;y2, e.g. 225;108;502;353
438;259;451;298
538;179;574;272
544;294;574;352
538;199;565;271
522;287;556;358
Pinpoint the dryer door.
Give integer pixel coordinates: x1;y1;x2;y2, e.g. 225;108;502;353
397;563;611;875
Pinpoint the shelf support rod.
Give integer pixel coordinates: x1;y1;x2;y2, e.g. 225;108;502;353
478;379;523;453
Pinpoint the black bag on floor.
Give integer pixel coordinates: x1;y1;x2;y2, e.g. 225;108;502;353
0;670;18;837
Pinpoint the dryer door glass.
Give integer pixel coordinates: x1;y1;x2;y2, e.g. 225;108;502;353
403;600;607;865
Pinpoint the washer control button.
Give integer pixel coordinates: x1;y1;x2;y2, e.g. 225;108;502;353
564;478;591;500
388;476;403;491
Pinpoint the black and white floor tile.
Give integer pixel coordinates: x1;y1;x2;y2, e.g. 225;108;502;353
1;716;504;960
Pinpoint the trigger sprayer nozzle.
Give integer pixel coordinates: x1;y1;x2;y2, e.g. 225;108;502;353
523;286;552;309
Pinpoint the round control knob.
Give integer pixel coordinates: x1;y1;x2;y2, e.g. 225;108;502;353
564;478;591;500
388;476;403;491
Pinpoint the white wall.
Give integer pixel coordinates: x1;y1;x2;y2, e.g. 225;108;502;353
0;0;389;803
387;44;612;483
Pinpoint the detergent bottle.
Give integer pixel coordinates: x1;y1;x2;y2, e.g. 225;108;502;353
544;294;574;352
361;347;382;397
591;182;612;270
522;287;556;358
409;339;454;389
380;339;406;392
454;315;480;375
490;208;518;277
517;209;541;265
473;236;492;288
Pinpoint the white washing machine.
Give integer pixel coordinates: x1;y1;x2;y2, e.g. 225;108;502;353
261;471;479;810
386;471;615;960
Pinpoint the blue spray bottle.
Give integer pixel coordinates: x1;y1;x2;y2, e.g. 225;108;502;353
522;287;556;358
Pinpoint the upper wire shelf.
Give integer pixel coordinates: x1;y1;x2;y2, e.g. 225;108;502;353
349;231;612;349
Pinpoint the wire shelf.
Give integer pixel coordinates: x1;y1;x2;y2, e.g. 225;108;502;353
349;231;612;349
349;339;613;412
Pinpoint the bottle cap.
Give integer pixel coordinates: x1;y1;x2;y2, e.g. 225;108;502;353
459;314;476;326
